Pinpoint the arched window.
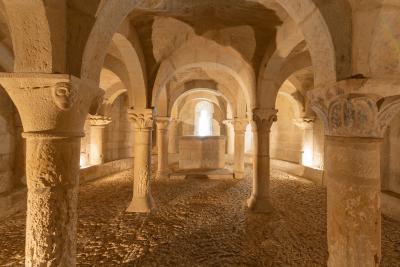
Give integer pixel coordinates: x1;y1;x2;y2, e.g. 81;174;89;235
194;101;213;136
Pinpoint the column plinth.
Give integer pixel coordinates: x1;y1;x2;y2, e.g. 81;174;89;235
247;108;277;213
127;108;155;213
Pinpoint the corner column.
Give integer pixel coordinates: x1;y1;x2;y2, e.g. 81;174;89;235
88;115;111;165
156;116;171;179
126;108;155;213
247;108;277;213
0;73;103;266
233;118;248;179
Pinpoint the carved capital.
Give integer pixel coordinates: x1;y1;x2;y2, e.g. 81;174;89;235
0;73;101;135
128;108;154;130
155;116;171;131
233;118;248;133
309;78;400;138
89;115;112;127
252;108;278;132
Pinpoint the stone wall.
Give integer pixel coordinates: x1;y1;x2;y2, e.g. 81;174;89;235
0;87;23;194
80;94;134;166
271;94;303;163
382;114;400;195
105;95;135;161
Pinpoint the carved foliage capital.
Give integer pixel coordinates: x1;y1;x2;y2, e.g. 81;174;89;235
309;79;400;138
155;116;171;130
128;108;154;130
252;108;278;132
329;95;400;138
233;118;248;133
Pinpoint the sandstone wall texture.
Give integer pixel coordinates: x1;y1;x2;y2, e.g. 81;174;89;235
271;94;302;163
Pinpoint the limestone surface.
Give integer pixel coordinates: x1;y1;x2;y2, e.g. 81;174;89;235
0;166;399;266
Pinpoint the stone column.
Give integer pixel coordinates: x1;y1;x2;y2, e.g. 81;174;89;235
223;119;234;155
156;116;171;179
88;115;111;165
0;73;103;266
233;118;248;179
247;108;277;213
293;117;315;167
126;108;155;213
168;118;179;154
325;135;381;266
308;79;400;266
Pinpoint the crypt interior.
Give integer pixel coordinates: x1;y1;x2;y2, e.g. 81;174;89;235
0;0;399;266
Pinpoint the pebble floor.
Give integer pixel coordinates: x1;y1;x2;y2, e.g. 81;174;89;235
0;166;399;266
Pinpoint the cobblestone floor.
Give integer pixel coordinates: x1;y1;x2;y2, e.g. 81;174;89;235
0;166;399;266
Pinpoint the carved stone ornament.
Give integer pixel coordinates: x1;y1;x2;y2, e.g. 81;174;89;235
155;116;171;130
52;82;78;111
233;118;249;133
128;108;154;130
309;78;400;138
89;115;112;127
252;108;278;132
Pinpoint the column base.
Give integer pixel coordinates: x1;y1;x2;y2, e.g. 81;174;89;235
126;196;155;213
156;170;171;180
246;195;273;213
234;171;245;179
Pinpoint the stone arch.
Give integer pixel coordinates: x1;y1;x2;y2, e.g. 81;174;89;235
151;35;256;112
112;33;147;108
259;50;312;109
80;0;158;82
0;1;66;72
153;62;250;117
172;89;230;121
167;83;236;118
271;0;351;84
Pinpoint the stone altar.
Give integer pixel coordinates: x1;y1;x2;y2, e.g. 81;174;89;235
179;136;226;170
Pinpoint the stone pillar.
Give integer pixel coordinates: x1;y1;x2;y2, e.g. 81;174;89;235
233;118;247;179
0;73;103;266
325;135;381;266
126;108;155;213
168;118;179;154
156;116;171;179
88;115;111;165
247;108;277;213
223;120;234;155
308;79;400;266
294;117;315;167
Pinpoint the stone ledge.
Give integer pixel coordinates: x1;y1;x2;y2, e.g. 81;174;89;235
80;157;134;183
381;191;400;222
271;159;325;186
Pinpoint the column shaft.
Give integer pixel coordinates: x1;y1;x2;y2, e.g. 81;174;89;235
25;134;81;266
233;119;247;179
247;109;277;213
127;109;155;213
156;117;171;179
325;136;381;266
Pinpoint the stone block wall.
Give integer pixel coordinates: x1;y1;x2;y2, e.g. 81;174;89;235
271;94;303;163
80;93;135;166
0;87;17;194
